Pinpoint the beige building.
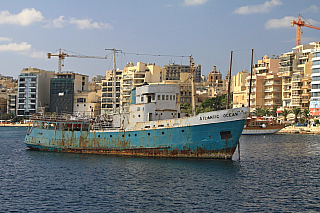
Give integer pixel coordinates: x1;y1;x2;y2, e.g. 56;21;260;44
232;70;249;108
101;69;122;114
74;91;101;117
164;63;201;83
121;62;165;111
278;43;316;110
244;55;281;111
206;66;229;97
254;55;280;75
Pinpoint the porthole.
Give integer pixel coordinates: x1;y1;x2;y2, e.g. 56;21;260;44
148;133;150;136
162;132;164;135
110;135;112;137
182;130;185;132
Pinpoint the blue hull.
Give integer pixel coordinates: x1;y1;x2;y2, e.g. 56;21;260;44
25;118;246;159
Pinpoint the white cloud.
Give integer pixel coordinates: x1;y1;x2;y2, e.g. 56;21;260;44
233;0;282;14
303;5;319;13
0;40;45;58
0;42;31;51
0;37;12;42
69;18;111;29
0;8;44;26
265;16;319;29
265;16;294;29
44;15;67;28
183;0;208;6
0;8;111;30
20;50;46;58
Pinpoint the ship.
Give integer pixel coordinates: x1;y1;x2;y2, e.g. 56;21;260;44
242;117;285;135
25;84;249;159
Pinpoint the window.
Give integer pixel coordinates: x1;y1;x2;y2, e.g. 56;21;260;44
158;95;160;100
170;95;172;100
141;96;144;102
162;95;165;100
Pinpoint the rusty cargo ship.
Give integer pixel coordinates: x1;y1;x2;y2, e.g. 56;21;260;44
25;84;249;159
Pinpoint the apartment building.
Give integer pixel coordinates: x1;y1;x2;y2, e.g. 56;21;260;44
74;91;101;117
254;55;280;75
121;62;164;111
245;55;281;111
17;68;55;116
310;45;320;116
164;63;201;83
49;72;89;114
7;92;17;116
278;43;316;109
232;70;249;108
101;69;122;115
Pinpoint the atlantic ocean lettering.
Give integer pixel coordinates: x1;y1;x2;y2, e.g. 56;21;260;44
199;115;219;120
223;112;239;118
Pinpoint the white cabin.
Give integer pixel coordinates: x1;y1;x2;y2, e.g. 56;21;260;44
129;84;181;123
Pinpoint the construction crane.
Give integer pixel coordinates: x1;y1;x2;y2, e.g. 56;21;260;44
47;48;108;73
291;14;320;47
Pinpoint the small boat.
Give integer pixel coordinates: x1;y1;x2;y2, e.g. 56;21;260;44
242;117;285;135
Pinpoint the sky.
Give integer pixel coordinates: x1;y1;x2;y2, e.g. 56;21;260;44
0;0;319;80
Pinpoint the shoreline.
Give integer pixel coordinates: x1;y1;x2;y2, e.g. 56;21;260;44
278;126;320;134
0;124;30;127
2;124;320;134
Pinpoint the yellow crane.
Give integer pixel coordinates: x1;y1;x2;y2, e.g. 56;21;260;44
47;48;108;73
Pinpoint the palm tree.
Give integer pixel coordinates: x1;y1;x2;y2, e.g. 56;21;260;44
302;109;310;124
292;108;301;123
270;107;278;117
255;107;264;117
282;109;291;122
263;108;270;117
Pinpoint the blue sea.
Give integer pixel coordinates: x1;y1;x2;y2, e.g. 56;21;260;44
1;127;320;212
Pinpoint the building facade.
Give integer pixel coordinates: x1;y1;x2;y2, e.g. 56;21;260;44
49;72;89;114
164;63;201;83
121;62;164;112
101;69;122;115
17;68;55;116
232;70;249;108
310;46;320;116
278;43;316;109
245;55;281;111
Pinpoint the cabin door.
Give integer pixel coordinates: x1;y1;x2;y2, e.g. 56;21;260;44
148;113;153;121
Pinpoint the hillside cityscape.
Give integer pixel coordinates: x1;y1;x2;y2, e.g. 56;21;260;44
0;42;320;124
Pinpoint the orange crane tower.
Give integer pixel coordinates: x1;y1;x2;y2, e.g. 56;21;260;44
291;14;320;47
47;48;108;73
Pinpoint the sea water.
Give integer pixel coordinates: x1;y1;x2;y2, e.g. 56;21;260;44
0;127;319;212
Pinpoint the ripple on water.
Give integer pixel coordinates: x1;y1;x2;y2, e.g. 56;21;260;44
0;127;320;212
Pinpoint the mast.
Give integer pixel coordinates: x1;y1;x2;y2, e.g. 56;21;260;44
248;49;254;108
105;48;121;114
226;51;233;109
190;55;196;116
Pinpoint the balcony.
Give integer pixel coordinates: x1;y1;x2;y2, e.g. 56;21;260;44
278;71;292;77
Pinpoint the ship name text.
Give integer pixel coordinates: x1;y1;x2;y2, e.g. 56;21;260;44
199;115;219;120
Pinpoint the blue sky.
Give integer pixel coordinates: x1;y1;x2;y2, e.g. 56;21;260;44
0;0;319;79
